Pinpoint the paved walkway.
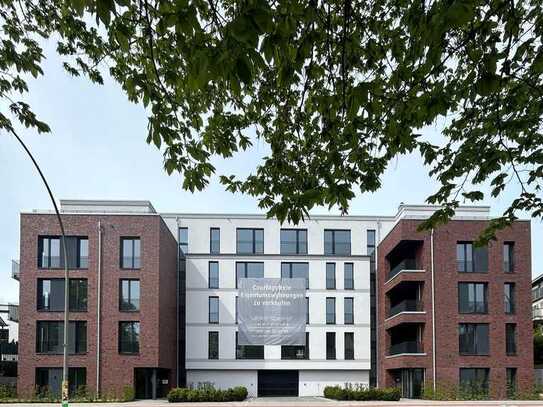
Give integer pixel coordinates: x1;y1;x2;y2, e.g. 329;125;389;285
3;399;543;407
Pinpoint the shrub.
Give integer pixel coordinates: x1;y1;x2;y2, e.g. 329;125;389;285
122;385;135;402
0;384;16;400
167;385;248;402
323;385;400;401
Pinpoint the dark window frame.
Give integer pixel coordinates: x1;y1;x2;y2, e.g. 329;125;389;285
326;332;336;360
119;279;140;312
326;297;336;324
208;331;219;360
506;323;517;356
457;242;488;273
118;321;140;354
505;283;516;314
344;263;354;290
120;237;141;269
459;368;489;396
344;332;354;360
235;262;264;288
210;228;220;254
324;229;351;256
37;278;88;312
459;323;490;356
281;332;310;360
503;242;515;273
236;228;264;254
280;229;308;255
209;296;219;324
458;282;488;314
344;297;354;325
235;332;264;359
281;262;309;289
36;320;87;355
38;236;88;269
326;263;336;289
208;261;219;289
179;227;188;255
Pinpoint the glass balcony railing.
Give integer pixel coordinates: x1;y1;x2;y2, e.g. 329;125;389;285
534;308;543;320
388;300;423;317
388;259;418;279
389;341;423;355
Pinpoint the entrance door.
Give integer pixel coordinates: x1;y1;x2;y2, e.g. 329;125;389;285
400;368;424;399
257;370;298;397
135;368;171;399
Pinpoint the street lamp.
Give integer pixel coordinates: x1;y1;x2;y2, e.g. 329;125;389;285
8;128;70;407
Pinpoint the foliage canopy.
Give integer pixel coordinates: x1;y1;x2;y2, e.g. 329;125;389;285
1;0;543;235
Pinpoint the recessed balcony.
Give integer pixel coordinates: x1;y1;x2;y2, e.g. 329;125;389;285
389;341;424;356
389;299;423;318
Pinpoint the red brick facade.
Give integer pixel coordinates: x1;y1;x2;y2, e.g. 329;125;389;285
377;219;533;398
17;213;178;398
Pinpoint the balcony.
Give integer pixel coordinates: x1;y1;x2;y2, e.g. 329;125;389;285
534;307;543;321
11;260;19;281
8;304;18;323
389;299;423;317
389;341;423;356
388;259;419;280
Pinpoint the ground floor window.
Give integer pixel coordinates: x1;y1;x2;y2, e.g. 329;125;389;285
506;368;517;398
236;332;264;359
459;368;489;397
35;367;86;397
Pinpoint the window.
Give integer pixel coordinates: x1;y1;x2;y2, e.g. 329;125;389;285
326;263;336;289
210;228;220;254
344;263;354;290
281;332;309;359
281;262;309;288
209;296;219;324
121;237;141;269
506;324;517;355
506;368;517;398
208;331;219;359
457;242;488;273
459;323;489;355
236;332;264;359
38;236;88;269
503;242;514;273
326;332;336;360
280;229;307;254
505;283;515;314
344;332;354;360
209;262;219;289
326;297;336;324
236;228;264;254
235;296;238;324
235;262;264;288
367;230;376;258
305;297;309;324
324;230;351;255
458;283;488;314
37;279;87;312
459;368;489;395
36;367;86;397
344;297;354;324
120;279;140;311
179;227;188;255
119;321;140;354
36;321;87;354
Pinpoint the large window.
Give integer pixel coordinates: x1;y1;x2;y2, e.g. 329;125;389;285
344;332;354;360
326;263;336;289
324;230;351;255
326;297;336;324
459;323;489;355
305;297;309;324
209;296;219;324
179;227;188;255
38;236;88;269
326;332;336;360
503;242;514;273
459;368;489;395
281;332;309;359
458;283;488;314
505;283;515;314
209;262;219;289
236;332;264;359
506;323;517;355
121;237;141;269
119;321;140;354
37;279;87;312
456;242;488;273
344;263;354;290
208;331;219;360
235;262;264;288
210;228;220;254
344;297;354;324
36;367;86;397
281;262;309;288
120;279;140;311
36;321;87;354
506;368;517;398
280;229;308;254
236;228;264;254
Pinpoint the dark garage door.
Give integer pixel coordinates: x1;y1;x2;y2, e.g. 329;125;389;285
258;370;299;397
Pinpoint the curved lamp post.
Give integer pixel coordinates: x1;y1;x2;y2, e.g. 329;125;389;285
8;128;70;407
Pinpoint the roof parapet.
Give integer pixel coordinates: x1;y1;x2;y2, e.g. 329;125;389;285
59;199;156;214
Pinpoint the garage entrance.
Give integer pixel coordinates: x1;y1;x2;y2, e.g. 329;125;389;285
257;370;299;396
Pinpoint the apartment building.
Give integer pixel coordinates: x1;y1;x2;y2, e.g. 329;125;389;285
533;274;543;328
14;200;534;399
378;206;533;399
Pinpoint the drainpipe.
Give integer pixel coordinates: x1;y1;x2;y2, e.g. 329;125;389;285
430;228;436;390
96;221;103;396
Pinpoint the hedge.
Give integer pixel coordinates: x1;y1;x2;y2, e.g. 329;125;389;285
167;386;248;402
323;385;401;401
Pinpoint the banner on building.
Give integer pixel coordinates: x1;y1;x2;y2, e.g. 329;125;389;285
238;278;306;345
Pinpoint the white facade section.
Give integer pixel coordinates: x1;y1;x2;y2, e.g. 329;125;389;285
161;214;396;396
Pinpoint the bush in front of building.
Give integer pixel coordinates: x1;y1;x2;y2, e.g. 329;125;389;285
167;385;248;402
323;385;401;401
0;384;17;400
122;385;135;402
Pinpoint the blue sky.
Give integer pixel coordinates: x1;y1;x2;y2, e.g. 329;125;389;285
0;43;541;304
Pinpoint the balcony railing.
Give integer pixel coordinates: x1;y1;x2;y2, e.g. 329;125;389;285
389;341;423;355
388;259;418;279
8;304;18;323
11;260;19;281
388;300;423;317
534;308;543;321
